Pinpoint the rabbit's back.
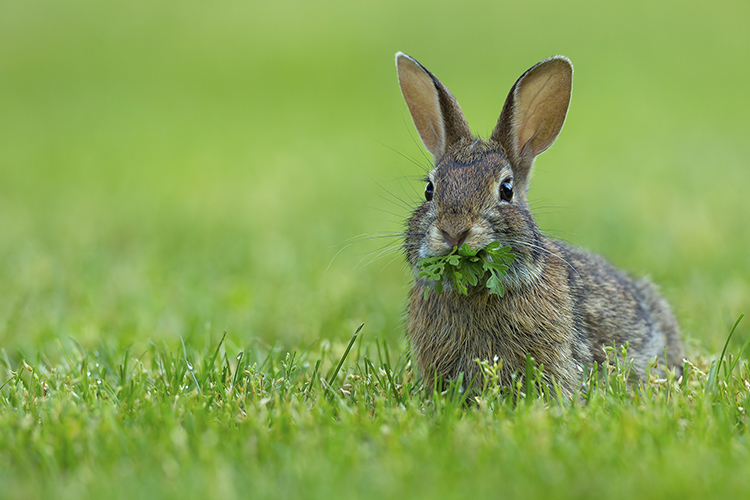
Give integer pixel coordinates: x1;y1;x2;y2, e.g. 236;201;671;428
553;240;684;377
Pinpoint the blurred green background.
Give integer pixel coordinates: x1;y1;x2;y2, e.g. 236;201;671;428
0;0;748;356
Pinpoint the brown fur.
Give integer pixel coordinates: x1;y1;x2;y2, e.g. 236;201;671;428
397;54;684;399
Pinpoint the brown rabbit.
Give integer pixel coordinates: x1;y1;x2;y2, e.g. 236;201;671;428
396;52;684;399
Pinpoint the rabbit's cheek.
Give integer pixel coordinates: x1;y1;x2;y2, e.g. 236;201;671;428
463;221;496;250
418;225;453;258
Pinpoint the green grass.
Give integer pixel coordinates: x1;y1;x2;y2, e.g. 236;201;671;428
2;323;750;499
1;0;750;498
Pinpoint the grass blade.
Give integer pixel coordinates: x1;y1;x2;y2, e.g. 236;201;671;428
706;313;745;395
327;323;364;390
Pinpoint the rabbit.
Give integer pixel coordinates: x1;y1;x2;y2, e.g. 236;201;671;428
396;52;684;399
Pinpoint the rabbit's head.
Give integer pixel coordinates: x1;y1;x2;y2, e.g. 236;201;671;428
397;53;573;287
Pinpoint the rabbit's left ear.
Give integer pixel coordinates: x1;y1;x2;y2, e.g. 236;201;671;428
492;56;572;191
396;52;471;161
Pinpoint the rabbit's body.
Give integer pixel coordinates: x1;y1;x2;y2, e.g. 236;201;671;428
396;54;684;398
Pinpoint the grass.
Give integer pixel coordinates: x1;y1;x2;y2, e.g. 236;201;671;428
2;321;750;499
1;0;750;498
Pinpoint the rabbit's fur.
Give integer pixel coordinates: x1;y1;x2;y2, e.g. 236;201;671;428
396;53;684;398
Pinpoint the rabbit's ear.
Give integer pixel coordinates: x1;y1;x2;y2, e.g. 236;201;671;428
396;52;471;160
492;56;572;191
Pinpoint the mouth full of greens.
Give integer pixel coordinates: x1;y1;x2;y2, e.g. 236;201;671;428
416;242;516;299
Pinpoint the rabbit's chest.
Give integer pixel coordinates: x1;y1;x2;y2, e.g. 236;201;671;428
409;285;577;362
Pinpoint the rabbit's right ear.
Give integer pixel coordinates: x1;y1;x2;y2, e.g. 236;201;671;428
396;52;471;161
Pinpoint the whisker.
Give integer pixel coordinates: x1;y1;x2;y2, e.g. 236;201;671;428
510;240;582;280
370;206;411;221
355;243;404;269
325;241;358;273
379;142;431;175
375;191;414;213
326;227;405;272
384;172;426;201
336;234;403;245
344;230;403;238
541;228;579;239
380;252;408;273
400;115;434;173
399;177;420;206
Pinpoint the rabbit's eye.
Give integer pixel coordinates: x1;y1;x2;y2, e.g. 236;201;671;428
499;180;513;202
425;181;434;201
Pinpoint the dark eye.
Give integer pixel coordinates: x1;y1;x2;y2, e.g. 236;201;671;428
499;179;513;202
425;181;434;201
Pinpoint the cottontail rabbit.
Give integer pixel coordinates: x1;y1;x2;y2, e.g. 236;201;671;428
396;52;684;398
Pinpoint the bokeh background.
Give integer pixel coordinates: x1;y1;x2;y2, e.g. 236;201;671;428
1;0;748;357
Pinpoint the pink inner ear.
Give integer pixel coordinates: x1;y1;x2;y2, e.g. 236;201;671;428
512;59;572;159
514;72;558;156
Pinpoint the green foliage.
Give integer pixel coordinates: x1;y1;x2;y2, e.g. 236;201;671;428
1;0;749;499
417;242;516;299
1;318;750;499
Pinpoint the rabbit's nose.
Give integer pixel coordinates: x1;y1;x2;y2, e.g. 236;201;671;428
441;229;469;250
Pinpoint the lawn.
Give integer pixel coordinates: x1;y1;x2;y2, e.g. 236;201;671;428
1;0;749;498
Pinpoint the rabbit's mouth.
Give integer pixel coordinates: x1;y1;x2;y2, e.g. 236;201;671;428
418;222;496;259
